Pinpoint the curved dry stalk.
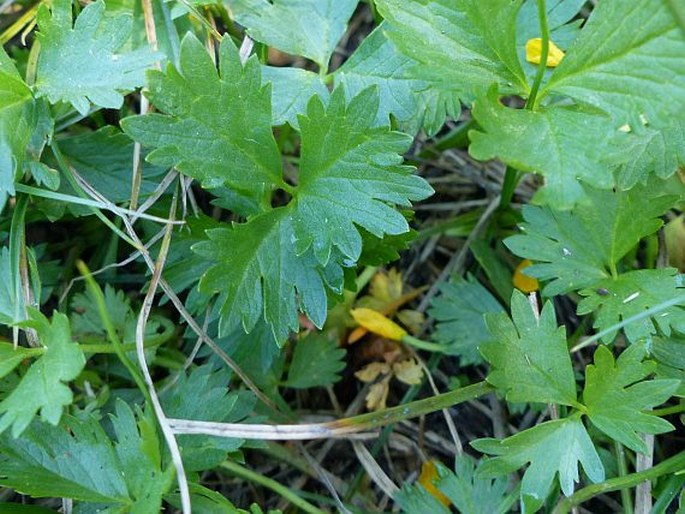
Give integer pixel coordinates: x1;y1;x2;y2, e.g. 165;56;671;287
134;192;191;513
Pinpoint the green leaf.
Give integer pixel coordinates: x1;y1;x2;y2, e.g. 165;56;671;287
35;0;160;114
481;291;578;407
292;86;433;265
542;0;685;129
227;0;358;69
375;0;528;101
505;184;676;295
604;120;685;189
161;365;255;471
469;89;614;208
0;343;42;380
285;334;346;388
429;275;504;366
473;416;604;512
0;415;129;503
397;456;515;514
335;24;459;136
582;343;679;453
194;87;431;341
261;66;329;128
0;50;35;206
0;402;170;510
109;401;169;513
0;310;85;437
438;456;515;514
194;208;342;342
577;269;685;343
122;33;283;199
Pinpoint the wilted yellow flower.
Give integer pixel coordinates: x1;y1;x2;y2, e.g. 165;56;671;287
392;358;423;385
350;308;408;341
513;259;540;293
525;38;565;67
418;461;451;507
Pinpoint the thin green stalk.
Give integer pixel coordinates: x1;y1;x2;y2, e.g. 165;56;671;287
526;0;550;111
614;441;634;514
76;260;150;398
9;195;29;347
650;403;685;417
553;450;685;514
500;0;549;210
402;334;448;353
219;460;326;514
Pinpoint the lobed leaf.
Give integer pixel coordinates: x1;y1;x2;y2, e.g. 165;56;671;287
0;310;85;437
473;416;604;512
122;34;283;200
227;0;358;69
429;276;504;366
583;343;680;453
481;291;578;407
35;0;160;114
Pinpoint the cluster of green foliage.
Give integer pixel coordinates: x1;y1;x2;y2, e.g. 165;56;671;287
0;0;684;512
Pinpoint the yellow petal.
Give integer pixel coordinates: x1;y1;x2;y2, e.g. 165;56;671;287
418;461;451;507
354;362;391;383
350;308;408;341
513;259;540;293
525;38;565;67
393;358;424;385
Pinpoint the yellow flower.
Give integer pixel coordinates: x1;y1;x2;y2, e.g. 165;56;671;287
350;308;408;341
525;38;565;67
513;259;540;293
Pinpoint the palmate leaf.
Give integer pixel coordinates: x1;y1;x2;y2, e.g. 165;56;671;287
35;0;160;115
505;183;677;295
396;456;514;514
583;343;680;453
161;365;255;471
194;209;338;342
130;40;432;341
429;275;504;366
226;0;358;69
285;334;346;389
481;291;578;407
122;34;283;200
0;310;85;437
0;401;170;511
577;269;685;343
375;0;529;101
473;416;604;513
335;24;459;136
0;49;35;207
292;86;432;265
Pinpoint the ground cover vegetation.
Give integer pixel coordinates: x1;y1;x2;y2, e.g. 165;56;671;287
0;0;684;512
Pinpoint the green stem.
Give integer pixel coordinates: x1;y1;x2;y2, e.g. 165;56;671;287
553;450;685;514
526;0;550;111
650;403;685;417
499;166;522;210
402;334;448;353
500;0;549;210
219;460;326;514
76;260;150;398
614;440;634;514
